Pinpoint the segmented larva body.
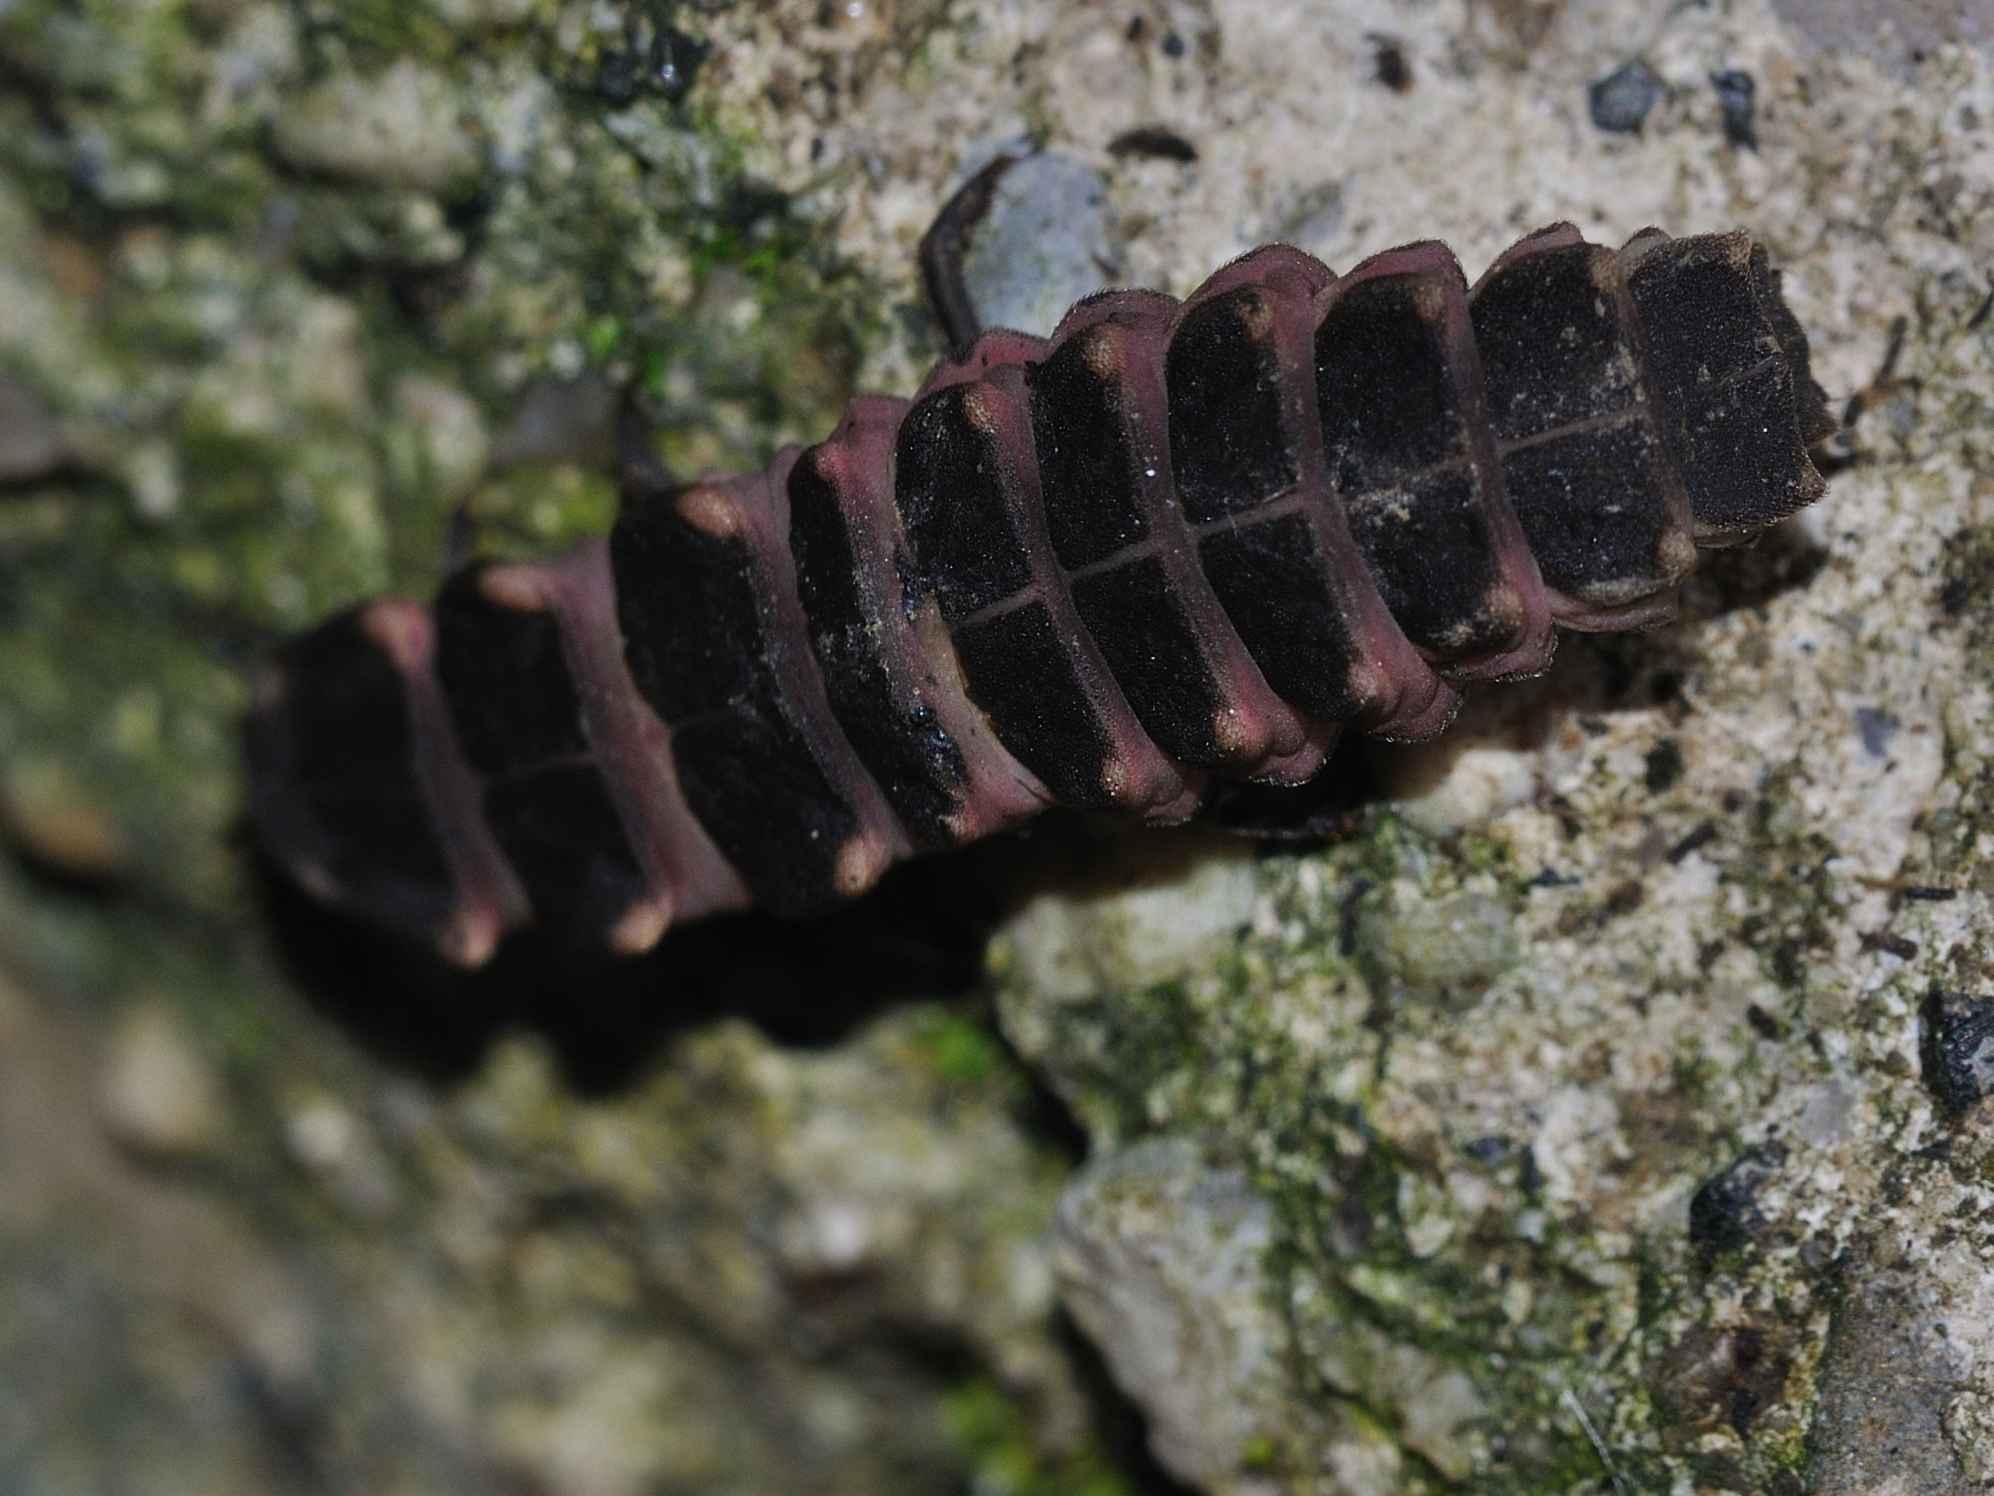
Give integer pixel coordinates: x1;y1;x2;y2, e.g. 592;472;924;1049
248;223;1832;966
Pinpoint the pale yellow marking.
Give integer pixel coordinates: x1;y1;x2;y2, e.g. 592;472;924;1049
478;563;549;613
1097;756;1132;803
1210;706;1257;761
608;897;673;956
1344;657;1386;711
1657;526;1699;584
1412;276;1448;322
912;597;970;697
803;443;841;485
1079;325;1126;379
1587;250;1620;297
676;485;743;539
1233;290;1274;339
958;384;1002;436
359;599;427;672
438;905;501;969
942;805;982;845
832;832;889;898
1482;580;1526;632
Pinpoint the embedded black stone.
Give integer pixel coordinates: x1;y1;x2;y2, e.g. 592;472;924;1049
1588;59;1662;134
1166;287;1299;524
1687;1143;1786;1258
434;566;589;775
1920;986;1994;1117
951;601;1117;806
1315;272;1463;490
482;763;647;931
1500;417;1675;603
1071;556;1226;764
1197;514;1365;722
894;383;1035;620
1028;327;1150;569
1471;242;1637;442
788;451;968;848
1345;467;1512;657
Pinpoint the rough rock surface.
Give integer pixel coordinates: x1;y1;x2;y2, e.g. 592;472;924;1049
1053;1138;1307;1492
2;1;1992;1493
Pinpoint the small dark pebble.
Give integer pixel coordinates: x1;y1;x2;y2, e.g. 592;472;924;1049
1920;986;1994;1116
1744;1003;1786;1040
1525;867;1582;890
1900;885;1958;902
1652;1322;1790;1438
1967;282;1994;332
1860;929;1919;960
1688;1143;1786;1258
1517;1147;1545;1198
1337;876;1373;958
1588;59;1663;134
1667;821;1718;863
1853;705;1899;758
1644;738;1685;794
1709;69;1757;150
596;7;710;105
1602;879;1645;918
1462;1134;1514;1164
1368;34;1413;93
1161;29;1186;58
1106;126;1199;162
1770;938;1806;990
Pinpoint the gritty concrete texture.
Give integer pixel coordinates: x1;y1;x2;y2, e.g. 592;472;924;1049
1771;0;1994;74
2;1;1992;1493
1053;1137;1321;1494
96;998;229;1160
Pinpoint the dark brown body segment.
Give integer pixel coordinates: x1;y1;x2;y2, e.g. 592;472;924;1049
248;224;1831;963
433;564;650;938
